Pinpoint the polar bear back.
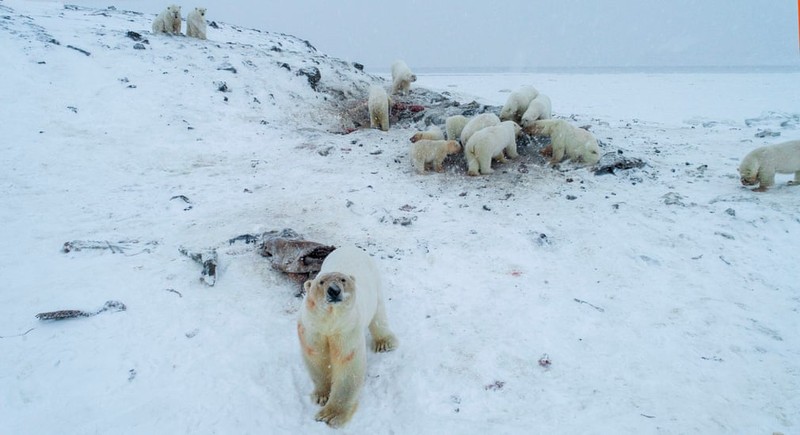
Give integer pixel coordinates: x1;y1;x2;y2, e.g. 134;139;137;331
445;115;469;141
500;86;539;122
521;94;552;128
391;60;416;95
741;140;800;175
318;246;380;329
460;113;501;146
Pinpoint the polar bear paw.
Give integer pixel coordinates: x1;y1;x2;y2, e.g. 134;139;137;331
312;390;329;406
315;405;354;428
372;334;398;353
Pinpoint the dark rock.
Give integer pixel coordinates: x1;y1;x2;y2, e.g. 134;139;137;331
594;153;646;175
297;66;321;90
279;62;291;71
126;31;143;41
133;43;145;50
353;62;364;71
209;21;219;29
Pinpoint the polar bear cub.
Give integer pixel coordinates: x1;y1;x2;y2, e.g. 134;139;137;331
738;140;800;191
520;94;552;128
445;115;469;142
186;7;207;39
465;121;521;176
368;85;390;131
391;60;417;95
460;113;501;147
410;125;445;142
499;86;539;123
529;119;601;166
298;246;398;428
152;5;182;34
410;139;462;173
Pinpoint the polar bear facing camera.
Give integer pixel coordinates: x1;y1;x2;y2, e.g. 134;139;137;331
460;113;501;147
186;7;207;39
738;140;800;191
152;5;182;34
529;119;601;166
465;121;521;176
499;86;539;123
520;94;552;128
391;60;417;95
410;125;445;143
297;246;398;428
368;85;390;131
445;115;469;142
410;139;462;173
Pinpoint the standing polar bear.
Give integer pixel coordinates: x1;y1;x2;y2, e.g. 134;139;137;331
391;60;417;95
529;119;601;166
738;140;800;191
410;139;462;173
186;7;207;40
445;115;469;142
520;94;552;128
152;5;182;34
499;86;539;123
460;113;501;147
297;246;398;428
368;85;390;131
409;125;445;142
465;120;521;176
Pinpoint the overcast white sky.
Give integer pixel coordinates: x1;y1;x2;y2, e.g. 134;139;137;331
74;0;800;71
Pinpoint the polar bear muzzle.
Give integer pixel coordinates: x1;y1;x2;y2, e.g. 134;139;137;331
326;282;342;303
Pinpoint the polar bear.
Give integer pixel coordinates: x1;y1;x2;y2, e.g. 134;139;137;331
410;139;462;173
391;60;416;95
410;125;444;142
152;5;182;34
445;115;469;142
528;119;601;166
460;113;501;147
499;86;539;123
368;85;390;131
520;94;552;128
297;246;398;428
186;7;207;40
738;140;800;191
465;121;521;176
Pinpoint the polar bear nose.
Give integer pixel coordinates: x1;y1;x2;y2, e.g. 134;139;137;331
326;283;342;302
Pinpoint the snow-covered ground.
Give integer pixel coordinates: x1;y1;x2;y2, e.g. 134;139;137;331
1;1;798;434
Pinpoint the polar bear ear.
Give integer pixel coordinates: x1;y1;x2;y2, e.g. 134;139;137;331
347;274;356;285
303;280;313;295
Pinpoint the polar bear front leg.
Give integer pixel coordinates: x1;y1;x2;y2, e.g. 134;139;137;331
790;170;800;185
298;322;331;405
369;298;398;352
550;138;566;165
755;169;776;191
315;337;366;428
466;151;481;176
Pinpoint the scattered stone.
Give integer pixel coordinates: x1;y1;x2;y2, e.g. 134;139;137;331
209;21;219;29
217;63;237;74
216;81;229;92
594;153;646;175
66;44;90;56
133;43;146;50
297;66;321;91
126;30;143;41
178;247;218;286
755;129;780;138
662;192;686;206
353;62;364;71
566;195;577;200
725;208;736;217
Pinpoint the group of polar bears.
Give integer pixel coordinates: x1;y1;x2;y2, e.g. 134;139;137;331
152;4;208;40
404;83;601;175
366;63;603;176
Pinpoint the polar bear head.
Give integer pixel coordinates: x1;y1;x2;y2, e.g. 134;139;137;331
303;272;358;318
168;5;181;19
195;7;206;17
738;159;759;186
445;140;461;154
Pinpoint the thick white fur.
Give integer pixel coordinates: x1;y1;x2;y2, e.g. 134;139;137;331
368;85;390;131
152;5;182;34
738;140;800;191
529;119;601;166
445;115;469;142
465;121;521;176
499;86;539;122
410;139;462;173
186;7;207;40
390;60;416;95
410;125;445;142
298;246;398;428
520;94;552;128
460;113;501;147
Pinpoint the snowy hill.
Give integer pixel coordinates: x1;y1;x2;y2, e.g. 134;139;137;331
1;1;799;434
